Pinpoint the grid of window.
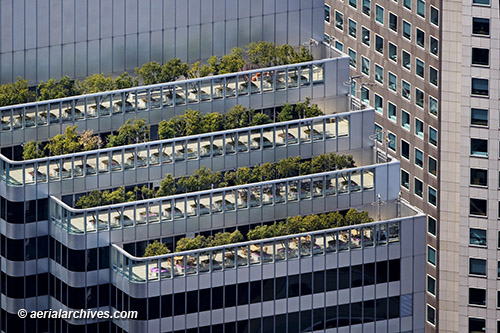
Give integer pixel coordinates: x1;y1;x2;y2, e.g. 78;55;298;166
348;19;357;38
430;6;439;26
427;305;436;325
429;96;438;116
472;0;490;5
469;288;486;306
363;0;371;16
430;36;439;56
375;64;384;83
415;148;423;168
429;67;438;86
361;86;370;104
428;157;437;177
401;170;410;189
375;35;384;54
388;102;397;122
375;123;383;142
335;41;344;52
388;132;396;151
470;168;487;186
470;318;486;332
403;0;412;10
415;178;423;197
469;228;487;246
350;0;358;8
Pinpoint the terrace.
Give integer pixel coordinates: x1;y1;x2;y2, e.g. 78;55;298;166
0;110;372;188
0;59;334;140
110;199;422;283
49;154;397;235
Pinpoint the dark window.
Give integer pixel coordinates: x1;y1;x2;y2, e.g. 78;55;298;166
300;273;312;295
401;140;410;160
472;48;489;66
225;285;236;307
472;78;489;96
199;288;210;311
469;288;486;306
472;18;490;35
470;198;487;216
473;0;490;4
430;6;439;25
338;304;349;327
313;271;324;293
68;248;85;272
212;286;223;309
187;290;198;314
324;4;331;22
415;178;423;197
376;298;387;321
26;200;37;223
99;247;109;269
364;300;375;323
389;13;398;32
339;267;350;289
471;138;488;157
470;228;487;246
288;275;300;297
174;293;185;316
469;258;487;276
427;246;436;265
7;238;24;261
416;29;425;48
471;108;488;126
469;318;486;332
401;170;410;189
427;275;436;295
262;279;274;302
351;302;362;325
427;305;436;324
389;296;400;318
313;308;324;331
326;306;337;328
376;261;388;283
300;310;311;332
364;263;375;285
389;259;400;281
326;269;337;291
471;169;488;186
6;200;24;224
275;277;287;299
87;248;97;271
237;282;248;306
351;265;363;288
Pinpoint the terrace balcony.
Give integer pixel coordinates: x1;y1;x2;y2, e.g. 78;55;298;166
49;154;399;237
109;199;422;284
0;57;349;148
0;109;375;203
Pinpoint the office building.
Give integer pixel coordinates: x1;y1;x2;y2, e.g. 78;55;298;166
324;0;499;331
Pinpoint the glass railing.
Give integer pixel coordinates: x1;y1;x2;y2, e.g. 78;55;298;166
0;113;354;187
0;60;328;131
110;219;400;283
49;164;388;234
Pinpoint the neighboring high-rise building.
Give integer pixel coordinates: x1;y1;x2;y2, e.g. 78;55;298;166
325;0;499;331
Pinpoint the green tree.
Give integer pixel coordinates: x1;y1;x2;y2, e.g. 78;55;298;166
157;174;176;197
77;74;115;94
158;117;184;139
250;112;272;126
299;160;311;176
115;72;137;89
107;118;149;147
201;113;225;133
311;153;336;174
134;185;157;200
102;187;133;205
45;125;80;156
277;103;294;122
135;61;163;85
247;224;273;241
188;61;213;78
181;110;203;136
176;235;208;252
38;76;78;100
219;47;246;74
276;156;301;178
75;190;105;209
344;208;373;225
23;140;45;160
276;44;296;65
234;166;256;185
326;211;344;228
334;154;355;170
291;46;314;63
0;77;35;107
285;215;304;234
247;41;277;68
254;162;276;181
210;230;244;247
144;240;171;257
225;105;252;129
161;58;190;82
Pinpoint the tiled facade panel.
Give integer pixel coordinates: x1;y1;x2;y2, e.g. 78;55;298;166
0;0;324;84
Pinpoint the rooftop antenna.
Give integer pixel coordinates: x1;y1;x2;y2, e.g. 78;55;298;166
371;193;387;221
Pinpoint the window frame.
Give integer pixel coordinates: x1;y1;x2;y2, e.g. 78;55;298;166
428;186;437;206
348;48;357;68
324;4;331;23
401;109;411;131
402;80;411;101
430;5;439;26
469;287;487;307
402;20;412;40
471;48;490;67
415;177;424;198
388;101;397;123
402;49;411;71
427;305;436;326
428;156;437;177
416;28;425;49
417;0;426;18
472;17;490;36
401;169;410;190
415;88;424;109
415;117;424;139
430;36;439;57
429;126;438;147
470;138;488;157
470;168;488;187
334;41;344;52
469;257;487;276
388;72;397;93
429;66;439;87
427;245;436;266
387;131;396;152
427;275;436;296
375;4;385;25
429;96;438;117
334;10;344;31
361;26;371;47
403;0;412;11
401;139;410;161
388;42;398;63
348;18;358;39
389;12;398;33
361;56;370;76
469;227;487;247
375;34;384;54
428;216;437;237
416;58;425;79
374;93;383;115
469;198;487;217
375;64;384;84
471;108;488;127
415;147;424;169
362;0;371;16
471;78;489;97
